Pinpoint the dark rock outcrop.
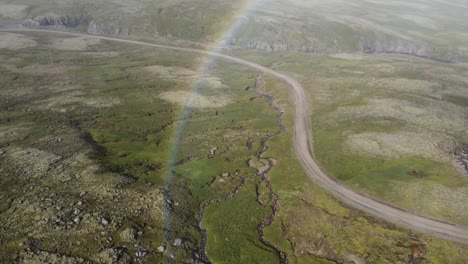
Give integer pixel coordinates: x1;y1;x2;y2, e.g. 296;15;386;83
33;15;92;28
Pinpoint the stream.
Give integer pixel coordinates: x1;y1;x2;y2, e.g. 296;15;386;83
195;72;288;263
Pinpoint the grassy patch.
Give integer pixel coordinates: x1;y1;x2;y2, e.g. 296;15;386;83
203;177;279;264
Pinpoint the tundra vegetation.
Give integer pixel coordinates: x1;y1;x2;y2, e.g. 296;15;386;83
231;50;468;225
0;0;468;263
0;32;467;264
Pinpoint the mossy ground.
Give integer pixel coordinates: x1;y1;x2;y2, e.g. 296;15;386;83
257;73;468;263
0;32;281;263
1;31;467;264
232;50;468;225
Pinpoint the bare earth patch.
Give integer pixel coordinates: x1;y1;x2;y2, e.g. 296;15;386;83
6;147;62;177
367;78;442;95
0;4;28;19
81;51;120;58
368;63;398;73
0;33;37;50
144;65;226;88
84;97;121;108
2;63;77;76
160;90;230;108
145;65;197;80
329;53;367;61
0;126;29;145
331;98;467;133
52;37;101;51
34;89;85;112
346;132;456;161
391;182;468;225
34;92;120;110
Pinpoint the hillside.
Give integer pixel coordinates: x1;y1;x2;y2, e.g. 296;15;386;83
2;0;468;61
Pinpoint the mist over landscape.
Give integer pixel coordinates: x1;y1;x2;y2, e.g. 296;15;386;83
0;0;467;263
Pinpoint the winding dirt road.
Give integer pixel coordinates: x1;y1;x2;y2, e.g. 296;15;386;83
2;28;468;244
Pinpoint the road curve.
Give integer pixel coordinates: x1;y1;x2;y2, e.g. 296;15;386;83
2;28;468;244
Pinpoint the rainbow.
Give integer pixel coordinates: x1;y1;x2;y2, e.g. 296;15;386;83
165;0;268;171
162;0;268;257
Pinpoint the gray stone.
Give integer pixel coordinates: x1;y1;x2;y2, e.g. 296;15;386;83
101;218;109;225
120;228;136;242
173;238;182;246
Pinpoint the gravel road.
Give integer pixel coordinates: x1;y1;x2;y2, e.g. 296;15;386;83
2;28;467;244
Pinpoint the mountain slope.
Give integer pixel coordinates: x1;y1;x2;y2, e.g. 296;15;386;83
2;0;468;61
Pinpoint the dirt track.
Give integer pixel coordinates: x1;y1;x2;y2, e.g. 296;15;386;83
2;28;467;244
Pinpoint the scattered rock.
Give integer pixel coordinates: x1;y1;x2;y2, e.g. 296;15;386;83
120;228;136;243
20;250;85;263
22;19;40;27
157;246;165;252
210;147;218;156
98;248;131;264
164;199;173;208
101;217;110;225
173;238;182;246
135;250;147;258
455;147;468;175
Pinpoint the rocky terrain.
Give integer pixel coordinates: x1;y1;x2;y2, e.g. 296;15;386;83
455;147;468;175
0;33;167;263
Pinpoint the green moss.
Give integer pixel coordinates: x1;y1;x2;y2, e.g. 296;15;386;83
203;178;279;264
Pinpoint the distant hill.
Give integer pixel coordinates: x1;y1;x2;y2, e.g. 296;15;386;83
3;0;468;61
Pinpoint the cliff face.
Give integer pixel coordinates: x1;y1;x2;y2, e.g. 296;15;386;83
15;0;468;62
32;15;92;28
